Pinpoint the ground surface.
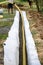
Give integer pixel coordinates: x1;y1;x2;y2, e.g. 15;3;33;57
0;3;43;65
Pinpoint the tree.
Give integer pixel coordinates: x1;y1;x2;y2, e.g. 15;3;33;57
34;0;40;12
0;0;5;2
20;0;27;2
27;0;33;8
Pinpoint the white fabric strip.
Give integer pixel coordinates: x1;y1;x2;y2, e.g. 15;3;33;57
4;11;19;65
22;11;41;65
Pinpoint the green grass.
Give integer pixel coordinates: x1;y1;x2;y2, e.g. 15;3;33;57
31;30;38;35
0;9;14;40
3;9;15;18
2;8;16;18
0;0;5;2
0;21;13;27
3;12;15;18
0;34;8;39
0;34;8;47
3;13;14;18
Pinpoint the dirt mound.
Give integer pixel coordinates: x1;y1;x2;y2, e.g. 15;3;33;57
28;11;43;39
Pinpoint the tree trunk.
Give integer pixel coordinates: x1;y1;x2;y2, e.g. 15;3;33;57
35;0;40;12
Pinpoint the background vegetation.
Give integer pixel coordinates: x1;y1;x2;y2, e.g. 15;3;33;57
0;0;43;12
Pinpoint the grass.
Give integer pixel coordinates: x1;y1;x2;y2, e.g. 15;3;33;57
0;21;13;27
31;29;38;35
3;12;15;18
3;9;15;18
3;13;15;18
0;9;14;40
0;34;8;40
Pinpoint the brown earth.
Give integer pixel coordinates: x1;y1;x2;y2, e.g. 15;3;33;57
0;40;4;65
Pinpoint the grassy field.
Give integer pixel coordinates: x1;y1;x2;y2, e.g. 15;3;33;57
0;21;13;27
0;34;8;39
0;9;14;41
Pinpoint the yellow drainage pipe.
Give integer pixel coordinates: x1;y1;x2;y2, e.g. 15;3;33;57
15;4;22;14
22;17;26;65
15;4;26;65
